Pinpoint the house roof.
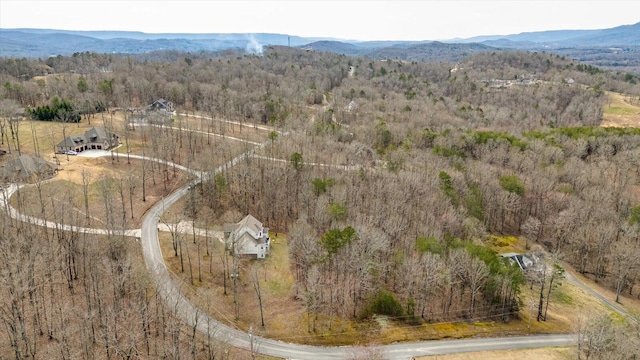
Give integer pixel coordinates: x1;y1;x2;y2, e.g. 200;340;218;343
85;126;112;143
1;154;57;180
150;98;172;109
233;214;263;240
57;135;86;148
56;127;117;148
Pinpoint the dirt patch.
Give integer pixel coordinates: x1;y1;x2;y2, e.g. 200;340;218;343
54;155;121;184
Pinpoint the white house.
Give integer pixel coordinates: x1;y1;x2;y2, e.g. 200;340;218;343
225;214;270;259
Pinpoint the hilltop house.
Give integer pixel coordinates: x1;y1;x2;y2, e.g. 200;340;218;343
56;126;121;154
224;214;270;259
0;154;57;183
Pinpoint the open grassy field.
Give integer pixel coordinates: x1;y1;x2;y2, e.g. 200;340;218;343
602;91;640;127
8;157;189;228
0;111;269;171
2;112;271;228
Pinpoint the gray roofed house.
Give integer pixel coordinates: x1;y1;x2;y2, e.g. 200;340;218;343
501;252;542;271
1;154;57;183
56;126;121;154
149;98;174;112
224;214;270;259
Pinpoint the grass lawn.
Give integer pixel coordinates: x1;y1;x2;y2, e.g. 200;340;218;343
8;157;190;228
602;91;640;127
2;112;272;227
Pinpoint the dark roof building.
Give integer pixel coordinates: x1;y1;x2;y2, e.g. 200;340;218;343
56;126;120;154
149;98;174;112
1;154;57;183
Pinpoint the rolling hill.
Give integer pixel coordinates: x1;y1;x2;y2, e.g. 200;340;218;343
1;22;638;60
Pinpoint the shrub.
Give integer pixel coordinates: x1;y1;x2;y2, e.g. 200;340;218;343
416;236;442;254
499;175;524;196
361;291;405;319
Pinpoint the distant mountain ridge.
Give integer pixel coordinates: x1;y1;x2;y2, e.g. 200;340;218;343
1;22;638;58
0;29;331;57
456;22;640;47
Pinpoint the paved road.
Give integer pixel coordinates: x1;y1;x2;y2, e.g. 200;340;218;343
177;113;276;133
564;270;634;322
133;123;261;145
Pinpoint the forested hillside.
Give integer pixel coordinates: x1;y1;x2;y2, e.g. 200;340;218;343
2;47;640;358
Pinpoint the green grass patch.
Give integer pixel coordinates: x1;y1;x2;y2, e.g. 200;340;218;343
610;311;627;324
605;106;637;115
524;126;640;141
266;280;290;297
416;236;443;254
552;291;573;305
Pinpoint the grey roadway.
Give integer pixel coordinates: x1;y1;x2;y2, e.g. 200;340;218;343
564;270;636;323
0;146;593;358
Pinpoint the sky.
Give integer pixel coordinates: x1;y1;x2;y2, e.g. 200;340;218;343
1;0;639;41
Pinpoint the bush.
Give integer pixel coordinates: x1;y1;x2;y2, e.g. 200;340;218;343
473;130;528;151
499;175;524;196
432;145;466;158
361;291;405;319
416;236;442;254
630;206;640;226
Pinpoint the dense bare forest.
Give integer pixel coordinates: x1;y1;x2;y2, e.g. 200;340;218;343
2;47;640;359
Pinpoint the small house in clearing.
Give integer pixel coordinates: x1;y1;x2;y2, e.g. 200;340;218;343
56;126;121;154
0;154;57;183
224;214;270;259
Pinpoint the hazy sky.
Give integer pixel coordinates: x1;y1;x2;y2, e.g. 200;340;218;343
1;0;639;41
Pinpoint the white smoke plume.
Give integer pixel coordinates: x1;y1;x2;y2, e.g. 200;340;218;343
245;35;264;56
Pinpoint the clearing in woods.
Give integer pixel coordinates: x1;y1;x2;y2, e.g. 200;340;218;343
602;91;640;127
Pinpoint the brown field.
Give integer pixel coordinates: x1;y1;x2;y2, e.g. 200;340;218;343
0;112;268;171
8;157;188;228
417;347;574;360
602;91;640;127
2;112;270;228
